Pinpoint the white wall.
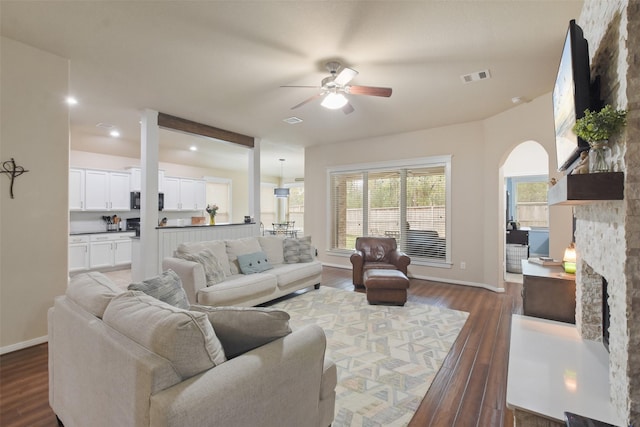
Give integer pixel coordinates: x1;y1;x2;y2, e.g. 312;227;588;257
306;92;574;291
0;37;69;352
503;140;549;177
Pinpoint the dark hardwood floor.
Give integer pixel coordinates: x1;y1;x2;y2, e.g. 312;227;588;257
0;266;522;427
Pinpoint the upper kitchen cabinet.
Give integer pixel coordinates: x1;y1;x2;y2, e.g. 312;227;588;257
84;169;131;211
127;167;165;193
69;168;85;211
163;176;206;211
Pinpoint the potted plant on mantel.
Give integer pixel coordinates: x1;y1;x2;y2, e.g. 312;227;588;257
572;104;627;173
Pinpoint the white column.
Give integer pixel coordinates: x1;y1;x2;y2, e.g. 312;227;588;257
135;109;160;281
249;138;261;224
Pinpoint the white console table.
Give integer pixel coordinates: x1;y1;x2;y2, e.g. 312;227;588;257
506;315;623;426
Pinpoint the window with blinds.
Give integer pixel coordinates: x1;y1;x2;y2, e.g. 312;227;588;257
206;180;231;223
329;157;450;263
287;184;304;233
260;183;277;226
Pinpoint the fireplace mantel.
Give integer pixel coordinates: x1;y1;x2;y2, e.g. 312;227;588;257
548;172;624;206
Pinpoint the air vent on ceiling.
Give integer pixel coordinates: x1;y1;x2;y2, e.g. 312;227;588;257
460;69;491;84
283;116;303;125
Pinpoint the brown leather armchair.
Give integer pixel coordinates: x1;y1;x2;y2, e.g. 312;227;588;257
350;237;411;286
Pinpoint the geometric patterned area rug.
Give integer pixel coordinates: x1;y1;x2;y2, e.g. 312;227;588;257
271;287;469;427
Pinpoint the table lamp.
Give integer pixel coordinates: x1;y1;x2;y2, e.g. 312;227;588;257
563;243;577;274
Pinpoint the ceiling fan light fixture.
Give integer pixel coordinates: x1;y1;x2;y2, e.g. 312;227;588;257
321;92;348;110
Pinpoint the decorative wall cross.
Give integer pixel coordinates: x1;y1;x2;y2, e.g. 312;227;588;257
1;158;29;199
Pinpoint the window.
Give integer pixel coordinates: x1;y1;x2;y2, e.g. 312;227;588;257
287;183;304;233
205;179;231;223
506;175;548;228
260;183;277;227
329;156;451;265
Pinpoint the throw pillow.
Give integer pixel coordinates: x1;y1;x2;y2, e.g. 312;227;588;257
190;305;291;359
283;236;313;264
128;269;190;309
225;237;262;275
66;272;124;318
175;249;226;287
103;291;227;380
237;251;273;274
257;235;285;265
175;240;232;277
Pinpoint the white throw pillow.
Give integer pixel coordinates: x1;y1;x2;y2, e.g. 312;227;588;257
175;240;232;277
258;235;285;265
103;291;226;380
66;272;124;318
190;305;291;359
225;237;262;275
174;249;226;286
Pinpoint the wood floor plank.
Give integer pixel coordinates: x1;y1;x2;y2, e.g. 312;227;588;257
0;266;521;427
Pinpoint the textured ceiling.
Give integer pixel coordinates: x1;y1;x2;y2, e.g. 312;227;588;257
0;1;583;179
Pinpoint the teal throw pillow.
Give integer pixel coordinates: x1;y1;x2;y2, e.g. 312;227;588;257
237;251;273;274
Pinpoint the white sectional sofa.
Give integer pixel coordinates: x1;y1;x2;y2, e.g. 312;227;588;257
162;235;322;307
49;272;336;427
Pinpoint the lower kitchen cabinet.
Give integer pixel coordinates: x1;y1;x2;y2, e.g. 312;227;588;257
69;235;90;272
70;232;135;271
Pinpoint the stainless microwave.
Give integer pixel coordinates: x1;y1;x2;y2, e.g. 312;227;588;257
130;192;164;211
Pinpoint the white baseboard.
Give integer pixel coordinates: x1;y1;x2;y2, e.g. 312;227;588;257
320;262;505;293
0;335;48;355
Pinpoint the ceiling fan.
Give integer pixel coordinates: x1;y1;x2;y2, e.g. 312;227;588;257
282;61;392;114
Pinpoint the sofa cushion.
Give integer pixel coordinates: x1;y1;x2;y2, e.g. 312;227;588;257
190;305;291;358
103;291;227;380
270;261;323;290
66;272;124;318
175;249;226;286
175;240;232;277
225;237;262;275
283;236;313;263
197;274;277;306
237;251;273;274
257;235;285;265
127;269;190;309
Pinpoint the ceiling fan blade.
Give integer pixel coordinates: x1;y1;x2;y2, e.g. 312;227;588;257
291;93;322;110
334;67;358;86
342;102;355;115
347;85;392;97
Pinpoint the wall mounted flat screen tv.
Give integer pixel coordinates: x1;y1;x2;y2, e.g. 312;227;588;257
552;19;592;172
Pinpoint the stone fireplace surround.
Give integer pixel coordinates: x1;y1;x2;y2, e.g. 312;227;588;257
572;1;639;425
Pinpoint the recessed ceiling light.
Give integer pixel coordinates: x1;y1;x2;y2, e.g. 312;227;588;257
65;96;78;105
190;146;198;151
283;116;303;125
109;130;120;137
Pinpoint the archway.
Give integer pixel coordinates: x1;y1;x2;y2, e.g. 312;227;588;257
501;140;549;282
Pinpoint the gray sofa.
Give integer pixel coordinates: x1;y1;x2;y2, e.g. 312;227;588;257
48;272;336;427
162;235;322;307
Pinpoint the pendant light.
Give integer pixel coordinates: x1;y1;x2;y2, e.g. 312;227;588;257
274;158;289;198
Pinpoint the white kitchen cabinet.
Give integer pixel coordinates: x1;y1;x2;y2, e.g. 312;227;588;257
84;170;130;211
69;169;85;211
163;176;181;210
163;176;206;211
127;167;166;193
69;235;90;271
88;232;135;269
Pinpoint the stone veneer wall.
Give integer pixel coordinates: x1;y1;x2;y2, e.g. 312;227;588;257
574;1;639;425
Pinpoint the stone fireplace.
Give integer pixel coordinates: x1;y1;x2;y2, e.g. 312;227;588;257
572;2;639;425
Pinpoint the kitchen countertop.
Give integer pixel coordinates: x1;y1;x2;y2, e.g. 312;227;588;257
156;222;255;229
70;230;135;236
